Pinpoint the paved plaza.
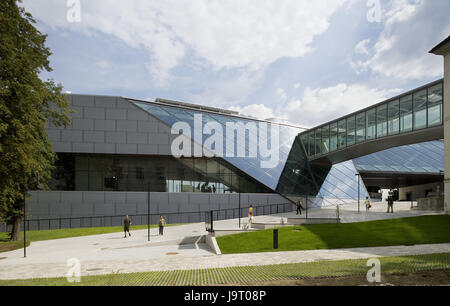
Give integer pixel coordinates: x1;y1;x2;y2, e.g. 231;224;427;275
0;202;446;280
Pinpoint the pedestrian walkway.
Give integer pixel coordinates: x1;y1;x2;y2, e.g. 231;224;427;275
0;203;446;280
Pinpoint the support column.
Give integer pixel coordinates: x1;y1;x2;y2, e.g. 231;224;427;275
430;36;450;214
445;53;450;214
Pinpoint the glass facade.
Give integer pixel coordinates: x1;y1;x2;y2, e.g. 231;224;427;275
427;83;443;127
50;153;273;193
353;140;444;174
346;116;355;146
318;160;369;200
400;94;413;133
376;104;387;138
413;89;427;130
277;134;371;202
387;100;399;135
301;80;443;158
355;113;365;143
46;79;444;208
134;101;303;190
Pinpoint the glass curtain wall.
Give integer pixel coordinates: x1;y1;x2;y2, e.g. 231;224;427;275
427;83;443;127
300;80;443;158
413;89;427;130
49;153;273;194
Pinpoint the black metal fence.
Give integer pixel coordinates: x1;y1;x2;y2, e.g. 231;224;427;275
205;202;294;232
1;202;295;232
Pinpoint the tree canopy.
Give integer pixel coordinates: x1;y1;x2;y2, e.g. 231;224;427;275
0;0;71;240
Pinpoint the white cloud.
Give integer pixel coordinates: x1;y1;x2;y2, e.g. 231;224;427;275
186;70;265;108
355;39;371;55
276;88;287;102
21;0;348;84
281;83;402;127
229;104;275;121
351;0;450;80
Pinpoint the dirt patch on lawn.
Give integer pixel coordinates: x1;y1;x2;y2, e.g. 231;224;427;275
0;240;30;253
231;269;450;286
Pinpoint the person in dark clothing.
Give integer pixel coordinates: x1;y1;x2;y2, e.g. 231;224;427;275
158;215;166;236
124;215;132;238
387;196;394;213
296;200;304;215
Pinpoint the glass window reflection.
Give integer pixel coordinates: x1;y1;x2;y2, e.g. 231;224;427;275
413;89;427;130
427;83;442;127
400;95;413;133
388;100;399;135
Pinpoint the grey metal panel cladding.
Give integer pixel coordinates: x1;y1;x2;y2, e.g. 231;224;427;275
137;144;158;154
94;143;115;153
83;131;105;143
116;143;137;154
127;132;148;144
70;106;84;119
61;191;83;204
47;129;61;142
61;130;83;142
149;192;169;207
95;96;117;108
157;144;171;155
45;94;177;155
106;131;126;143
116;120;137;132
83;191;105;204
106;109;127;120
126;193;147;205
72;95;95;107
94;119;116;131
138;121;159;133
72;142;94;153
71;118;94;130
84;107;105;120
116;202;137;215
51;142;72;152
148;133;169;145
127;109;149;121
105;192;126;204
26;191;288;225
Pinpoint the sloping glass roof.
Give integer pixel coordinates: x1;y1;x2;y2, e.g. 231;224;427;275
132;101;304;190
318;160;370;200
353;140;444;174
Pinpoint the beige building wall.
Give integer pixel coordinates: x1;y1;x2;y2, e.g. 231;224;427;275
398;182;444;202
444;53;450;213
431;37;450;214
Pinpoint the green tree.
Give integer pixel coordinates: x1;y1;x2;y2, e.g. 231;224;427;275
0;0;71;240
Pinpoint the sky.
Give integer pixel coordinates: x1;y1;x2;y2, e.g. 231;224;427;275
21;0;450;128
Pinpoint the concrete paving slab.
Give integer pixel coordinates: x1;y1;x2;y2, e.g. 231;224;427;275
0;202;446;281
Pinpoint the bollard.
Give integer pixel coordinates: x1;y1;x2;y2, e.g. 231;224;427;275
273;229;278;249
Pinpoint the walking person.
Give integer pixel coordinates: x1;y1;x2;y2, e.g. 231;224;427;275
364;197;371;211
123;215;132;238
248;205;254;225
158;215;166;236
296;200;304;215
387;196;394;213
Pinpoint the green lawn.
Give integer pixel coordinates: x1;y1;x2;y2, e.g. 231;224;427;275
216;215;450;254
0;223;182;253
0;252;449;286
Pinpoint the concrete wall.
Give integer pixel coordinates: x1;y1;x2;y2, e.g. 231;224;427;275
46;94;179;155
398;182;444;201
0;191;290;231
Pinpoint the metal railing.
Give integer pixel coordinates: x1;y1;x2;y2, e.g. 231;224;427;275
1;202;295;232
205;202;294;232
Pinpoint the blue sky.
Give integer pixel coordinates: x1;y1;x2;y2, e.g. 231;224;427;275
22;0;450;128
